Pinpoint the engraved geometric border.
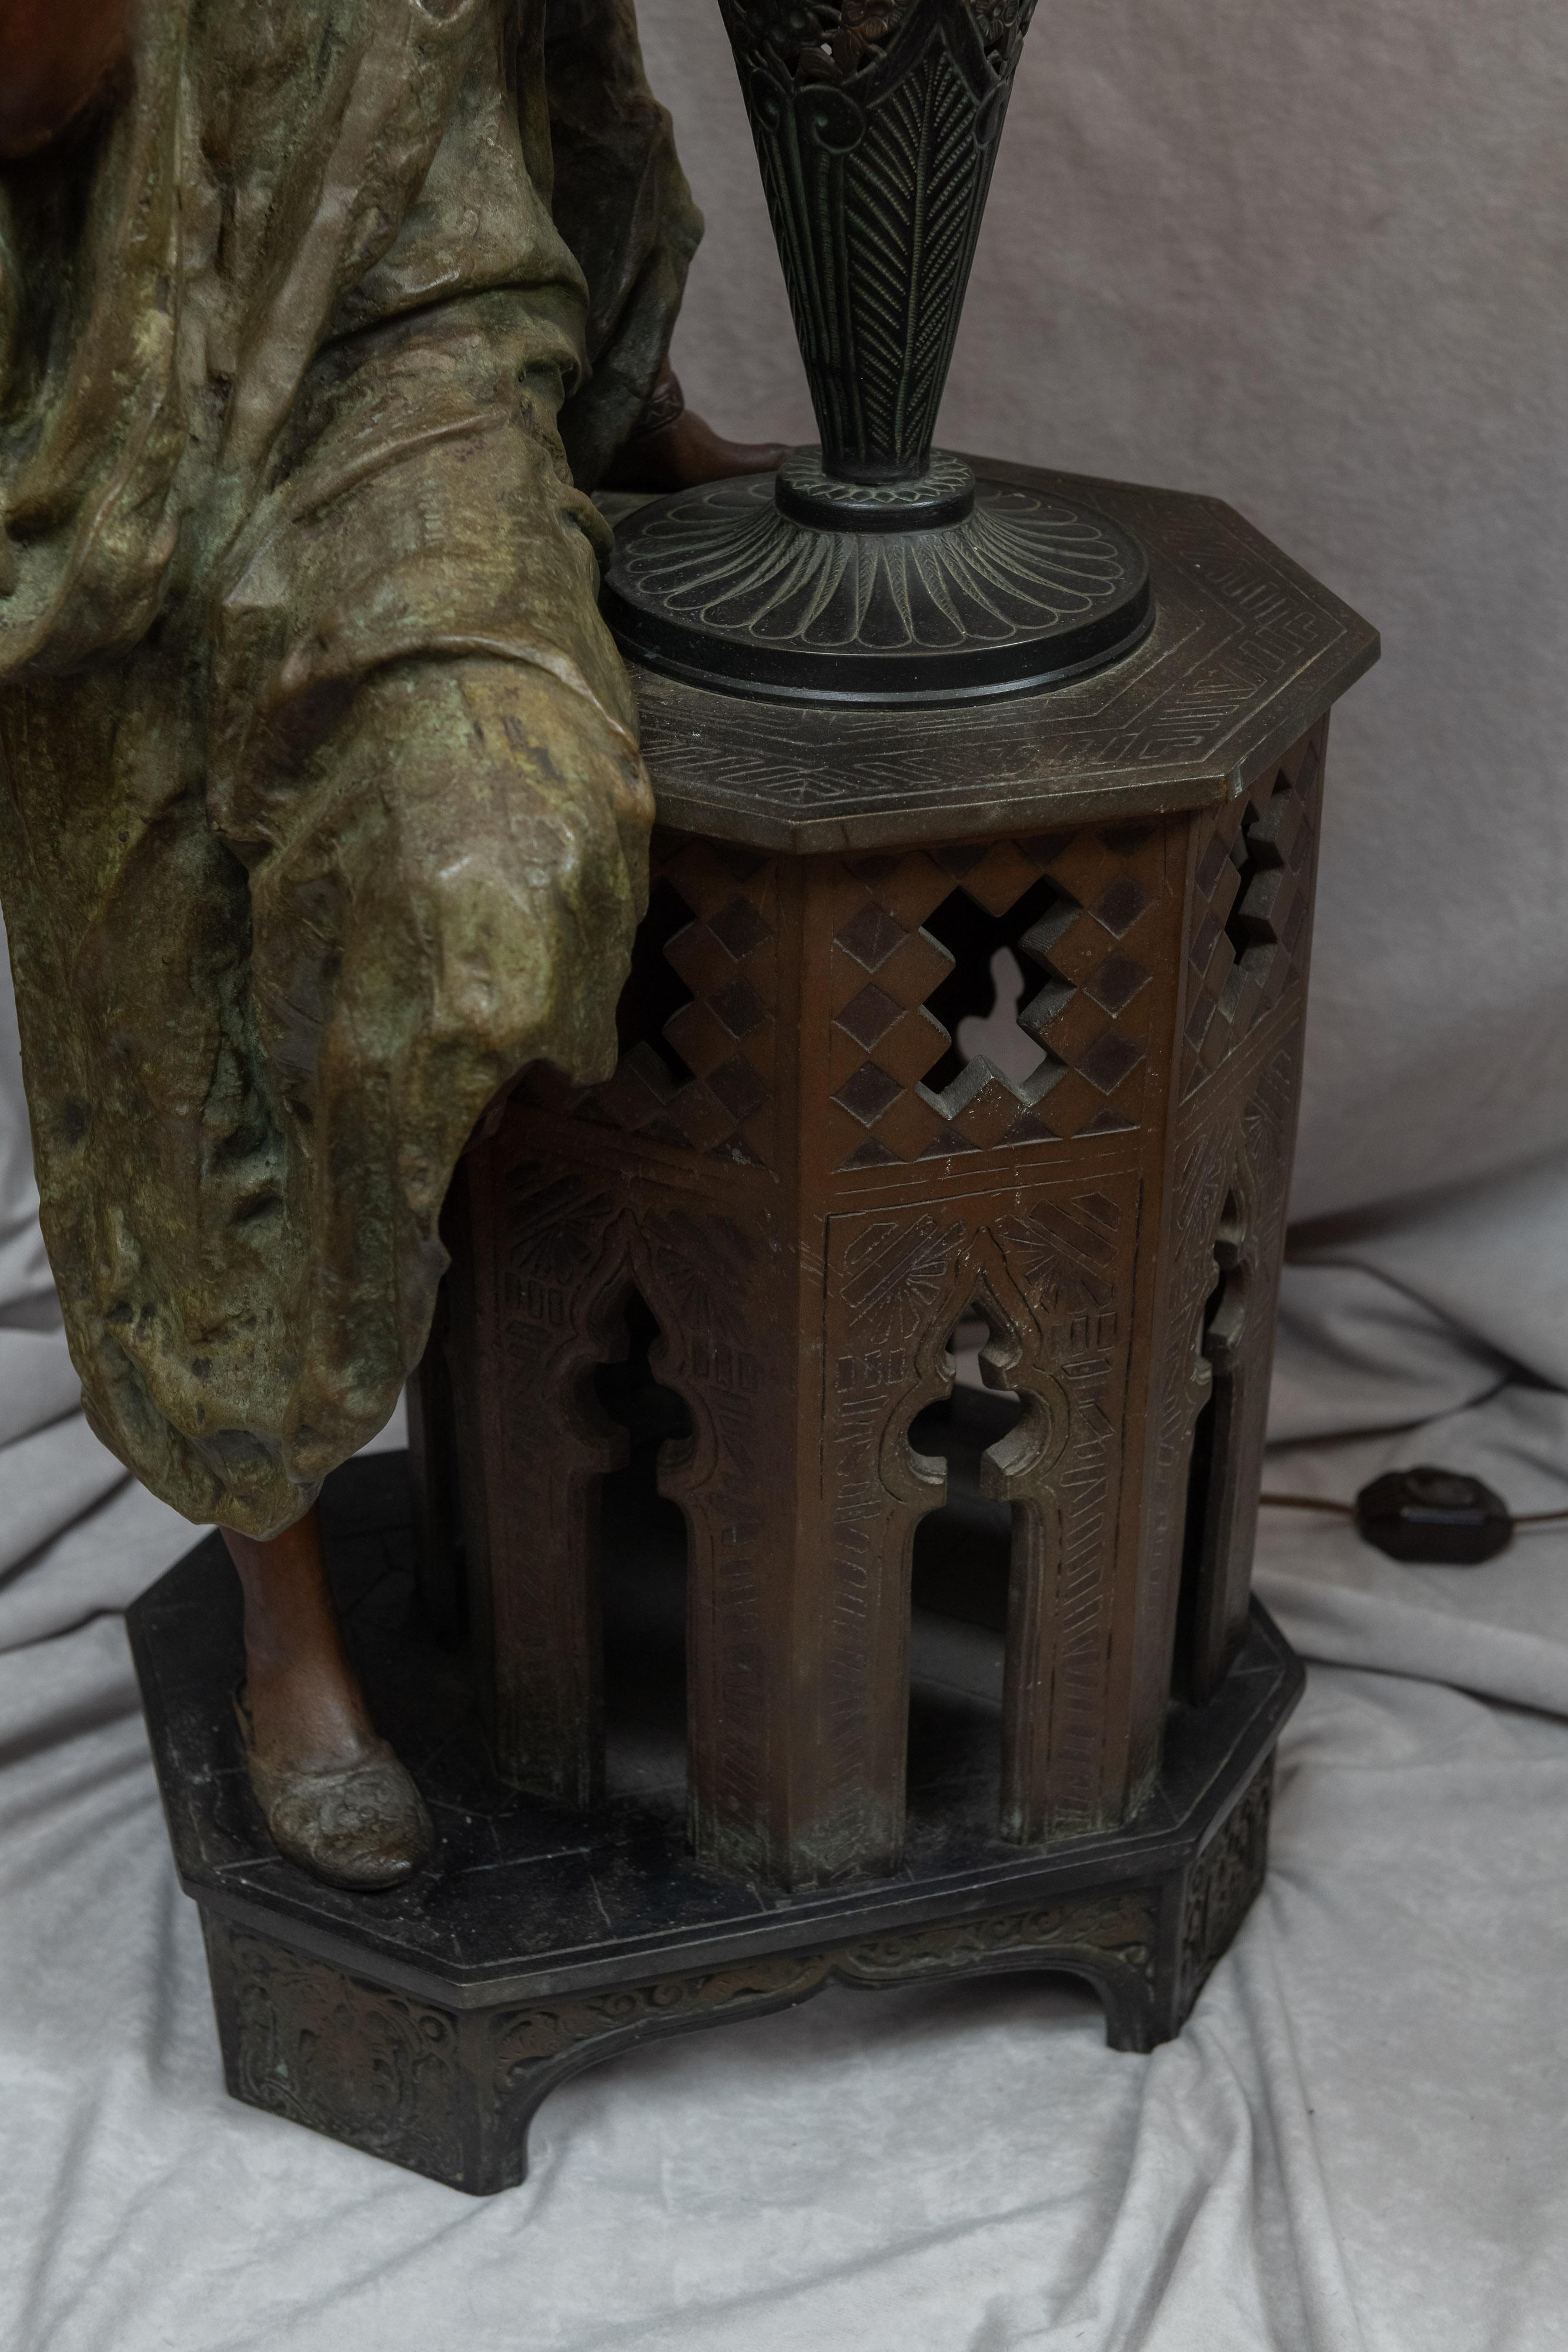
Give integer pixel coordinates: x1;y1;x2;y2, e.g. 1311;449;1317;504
631;469;1377;852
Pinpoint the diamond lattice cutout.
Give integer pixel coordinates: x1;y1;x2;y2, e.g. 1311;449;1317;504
537;836;779;1165
1181;734;1321;1097
825;830;1162;1170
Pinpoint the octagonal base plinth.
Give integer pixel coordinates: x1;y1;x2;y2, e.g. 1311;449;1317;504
129;1452;1302;2196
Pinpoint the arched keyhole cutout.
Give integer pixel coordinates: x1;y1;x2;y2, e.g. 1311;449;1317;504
1174;1193;1251;1703
593;1289;693;1803
905;1304;1024;1820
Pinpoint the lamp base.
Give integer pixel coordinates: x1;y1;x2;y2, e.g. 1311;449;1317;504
129;1452;1302;2196
600;452;1153;706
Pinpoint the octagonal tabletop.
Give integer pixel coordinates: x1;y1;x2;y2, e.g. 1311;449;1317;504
618;457;1379;856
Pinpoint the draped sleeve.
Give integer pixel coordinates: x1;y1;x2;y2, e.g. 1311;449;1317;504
546;0;704;486
0;0;691;1534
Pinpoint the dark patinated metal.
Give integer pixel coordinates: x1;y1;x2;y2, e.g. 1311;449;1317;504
620;462;1379;850
129;1452;1302;2196
602;470;1153;704
601;0;1152;701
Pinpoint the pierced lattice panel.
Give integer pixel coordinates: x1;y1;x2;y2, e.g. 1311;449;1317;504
557;837;778;1168
823;828;1165;1173
1179;729;1322;1100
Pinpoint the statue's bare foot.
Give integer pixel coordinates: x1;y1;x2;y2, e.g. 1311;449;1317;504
604;365;790;493
223;1508;433;1891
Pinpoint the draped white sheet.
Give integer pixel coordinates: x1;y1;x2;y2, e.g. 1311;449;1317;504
4;0;1567;2340
4;1299;1567;2352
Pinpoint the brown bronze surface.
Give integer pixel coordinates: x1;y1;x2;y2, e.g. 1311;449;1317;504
436;466;1370;1896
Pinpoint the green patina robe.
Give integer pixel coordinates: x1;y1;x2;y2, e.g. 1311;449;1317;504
0;0;698;1535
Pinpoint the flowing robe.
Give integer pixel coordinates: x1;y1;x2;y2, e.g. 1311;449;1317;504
0;0;699;1535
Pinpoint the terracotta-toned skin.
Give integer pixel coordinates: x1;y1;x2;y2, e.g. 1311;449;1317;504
605;372;790;495
222;1512;380;1778
0;0;129;157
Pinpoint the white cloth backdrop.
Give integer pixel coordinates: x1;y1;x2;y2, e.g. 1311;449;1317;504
3;2;1567;2343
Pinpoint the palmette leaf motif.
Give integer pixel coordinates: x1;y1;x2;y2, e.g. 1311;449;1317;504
845;48;978;465
616;474;1132;651
717;0;1039;476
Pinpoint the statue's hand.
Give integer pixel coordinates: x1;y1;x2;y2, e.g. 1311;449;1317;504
604;365;790;495
0;0;128;158
243;654;653;1205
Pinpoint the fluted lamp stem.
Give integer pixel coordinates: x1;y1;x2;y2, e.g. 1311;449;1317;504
601;0;1151;704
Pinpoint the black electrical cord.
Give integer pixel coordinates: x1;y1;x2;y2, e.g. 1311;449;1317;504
1258;1472;1568;1563
1260;1494;1568;1525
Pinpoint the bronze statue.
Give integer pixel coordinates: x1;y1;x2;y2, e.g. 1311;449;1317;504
0;0;779;1886
92;0;1379;2187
